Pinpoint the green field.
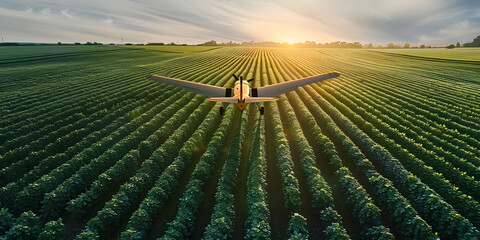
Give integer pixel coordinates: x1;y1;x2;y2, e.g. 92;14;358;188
0;46;479;239
374;48;480;61
0;45;118;62
121;45;220;53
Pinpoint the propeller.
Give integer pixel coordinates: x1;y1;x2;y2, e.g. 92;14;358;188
232;74;254;84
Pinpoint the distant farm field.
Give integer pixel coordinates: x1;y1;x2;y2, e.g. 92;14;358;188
121;45;220;53
0;46;479;239
374;47;480;61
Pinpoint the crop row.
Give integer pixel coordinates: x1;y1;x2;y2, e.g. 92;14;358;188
0;70;144;144
77;99;218;238
18;89;189;214
57;92;200;219
262;51;350;239
351;51;480;114
293;50;480;135
0;48;228;143
0;98;139;201
267;50;395;239
279;52;480;218
314;49;480;116
270;50;437;239
76;49;260;238
0;75;154;165
335;63;480;137
0;62;136;123
306;84;479;239
265;102;306;238
322;80;480;226
0;209;64;239
38;49;252;221
280;50;480;167
242;111;271;239
159;106;235;239
160;50;262;239
202;109;249;240
328;79;480;165
273;49;479;238
282;49;480;150
0;83;169;185
5;49;241;215
41;49;250;220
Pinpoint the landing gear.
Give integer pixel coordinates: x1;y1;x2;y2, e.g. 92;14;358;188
219;106;225;115
259;106;264;115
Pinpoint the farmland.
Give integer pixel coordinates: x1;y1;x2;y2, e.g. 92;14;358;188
0;45;479;239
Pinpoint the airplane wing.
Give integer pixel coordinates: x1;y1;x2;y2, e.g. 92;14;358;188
245;97;278;103
147;74;232;97
252;72;340;97
207;97;239;103
208;97;278;103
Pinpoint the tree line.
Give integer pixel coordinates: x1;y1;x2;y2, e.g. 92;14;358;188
2;34;479;48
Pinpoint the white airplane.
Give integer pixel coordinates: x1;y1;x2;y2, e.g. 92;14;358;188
147;72;340;115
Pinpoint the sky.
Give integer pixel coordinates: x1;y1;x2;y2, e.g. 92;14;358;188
1;0;479;45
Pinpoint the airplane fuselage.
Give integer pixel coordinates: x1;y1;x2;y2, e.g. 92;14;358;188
233;80;250;110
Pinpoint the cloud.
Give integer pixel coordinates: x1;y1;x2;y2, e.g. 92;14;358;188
419;19;480;43
274;0;480;44
0;0;479;44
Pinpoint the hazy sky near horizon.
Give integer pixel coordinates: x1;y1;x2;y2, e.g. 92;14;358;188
1;0;479;45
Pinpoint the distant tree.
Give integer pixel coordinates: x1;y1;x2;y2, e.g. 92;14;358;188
169;42;176;46
446;44;455;49
219;41;240;46
198;40;217;46
74;42;81;45
463;35;480;47
108;43;115;45
147;42;165;45
456;42;461;48
386;42;395;48
86;42;93;45
403;43;410;48
420;44;426;48
366;43;373;48
304;40;317;47
57;42;62;45
125;43;133;45
352;42;363;48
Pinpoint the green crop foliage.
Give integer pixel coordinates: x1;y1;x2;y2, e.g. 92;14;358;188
1;46;479;239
